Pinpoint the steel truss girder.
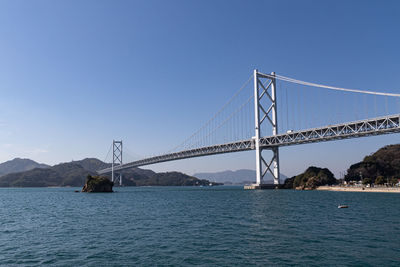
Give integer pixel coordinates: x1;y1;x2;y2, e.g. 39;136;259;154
259;114;400;147
98;114;400;175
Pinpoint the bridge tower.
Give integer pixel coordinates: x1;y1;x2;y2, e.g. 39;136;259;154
112;140;123;186
253;70;280;187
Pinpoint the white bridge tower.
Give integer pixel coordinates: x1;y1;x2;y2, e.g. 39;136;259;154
253;70;280;187
111;140;123;186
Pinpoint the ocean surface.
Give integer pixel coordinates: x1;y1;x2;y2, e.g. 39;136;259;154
1;186;399;266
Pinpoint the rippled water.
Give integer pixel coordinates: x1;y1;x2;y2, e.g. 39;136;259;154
1;186;399;266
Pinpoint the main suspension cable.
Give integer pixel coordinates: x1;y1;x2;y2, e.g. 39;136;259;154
259;72;400;97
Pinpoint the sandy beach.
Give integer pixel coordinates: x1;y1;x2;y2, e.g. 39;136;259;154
317;186;400;193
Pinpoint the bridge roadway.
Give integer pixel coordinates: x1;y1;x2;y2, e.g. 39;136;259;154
97;114;400;175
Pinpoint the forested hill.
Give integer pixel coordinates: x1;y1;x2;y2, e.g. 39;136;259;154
0;158;216;187
345;144;400;184
0;158;49;176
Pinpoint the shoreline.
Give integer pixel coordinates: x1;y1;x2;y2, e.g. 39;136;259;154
316;185;400;193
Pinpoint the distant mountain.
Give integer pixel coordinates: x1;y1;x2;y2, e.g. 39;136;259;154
193;169;287;184
0;158;49;176
122;170;213;186
0;158;216;187
71;158;111;172
0;162;94;187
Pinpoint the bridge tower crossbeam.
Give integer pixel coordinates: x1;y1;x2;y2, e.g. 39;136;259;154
253;70;280;186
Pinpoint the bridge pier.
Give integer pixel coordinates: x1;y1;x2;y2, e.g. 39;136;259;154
244;184;278;190
249;70;280;189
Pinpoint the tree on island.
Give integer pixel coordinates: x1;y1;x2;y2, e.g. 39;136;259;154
375;176;385;185
388;177;398;186
362;177;372;185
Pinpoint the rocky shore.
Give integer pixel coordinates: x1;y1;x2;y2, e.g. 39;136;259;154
82;175;113;192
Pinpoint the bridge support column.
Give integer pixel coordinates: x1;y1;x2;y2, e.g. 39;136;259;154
112;140;123;186
251;70;280;188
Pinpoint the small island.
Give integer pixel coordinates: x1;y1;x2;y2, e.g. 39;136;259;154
282;166;337;190
82;175;114;193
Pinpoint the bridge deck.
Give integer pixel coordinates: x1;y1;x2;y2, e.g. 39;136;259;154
97;114;400;174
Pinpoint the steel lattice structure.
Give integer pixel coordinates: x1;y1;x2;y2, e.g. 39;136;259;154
111;140;123;186
253;70;280;185
98;114;400;175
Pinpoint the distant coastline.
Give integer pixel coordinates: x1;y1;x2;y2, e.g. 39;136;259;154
316;185;400;193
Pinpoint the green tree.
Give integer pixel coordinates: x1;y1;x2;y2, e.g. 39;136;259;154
375;176;385;185
362;177;372;185
388;177;398;186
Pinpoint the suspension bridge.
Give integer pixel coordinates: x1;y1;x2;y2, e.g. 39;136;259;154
98;70;400;188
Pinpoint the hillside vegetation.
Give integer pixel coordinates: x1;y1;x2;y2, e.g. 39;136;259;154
0;158;49;176
0;158;216;187
345;144;400;185
0;162;95;187
283;166;337;189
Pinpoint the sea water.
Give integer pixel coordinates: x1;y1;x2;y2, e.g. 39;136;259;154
0;186;399;266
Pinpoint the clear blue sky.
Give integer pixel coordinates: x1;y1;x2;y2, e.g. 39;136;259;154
0;0;399;178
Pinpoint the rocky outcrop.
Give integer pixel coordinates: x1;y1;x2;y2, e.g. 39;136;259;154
82;175;113;192
283;166;337;190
